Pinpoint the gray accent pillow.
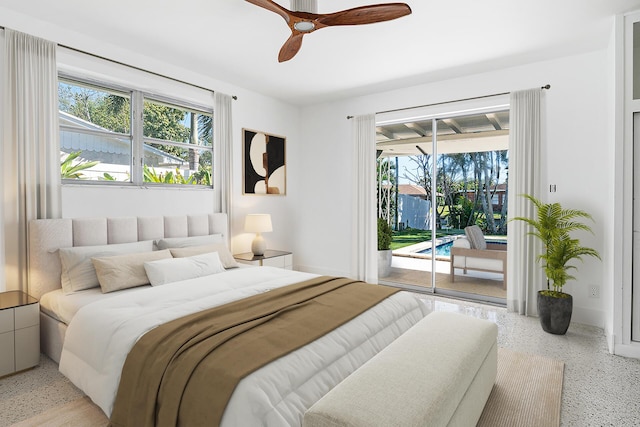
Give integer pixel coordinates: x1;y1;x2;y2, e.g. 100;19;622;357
464;225;487;250
92;249;172;293
155;234;224;250
169;243;239;269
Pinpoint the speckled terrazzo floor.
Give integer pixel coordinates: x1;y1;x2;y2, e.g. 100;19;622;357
1;294;639;427
414;294;640;427
0;355;84;426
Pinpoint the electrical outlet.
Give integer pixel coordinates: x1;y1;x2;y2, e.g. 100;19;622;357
589;285;600;298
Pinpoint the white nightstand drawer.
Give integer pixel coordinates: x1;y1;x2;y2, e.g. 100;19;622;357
263;256;285;268
15;303;39;329
0;331;15;377
0;310;14;334
0;292;39;376
283;254;293;269
15;325;39;371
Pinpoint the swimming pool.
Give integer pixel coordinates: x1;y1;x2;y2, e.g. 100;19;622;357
418;240;506;256
418;241;454;256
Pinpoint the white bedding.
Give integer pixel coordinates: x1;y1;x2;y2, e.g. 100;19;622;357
59;267;428;426
40;286;150;324
40;265;254;324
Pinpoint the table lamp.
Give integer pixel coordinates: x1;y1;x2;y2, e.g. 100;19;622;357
245;214;272;256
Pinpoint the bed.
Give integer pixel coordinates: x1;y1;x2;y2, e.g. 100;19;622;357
28;213;428;426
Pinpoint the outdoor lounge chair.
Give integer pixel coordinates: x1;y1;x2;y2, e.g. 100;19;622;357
449;225;507;289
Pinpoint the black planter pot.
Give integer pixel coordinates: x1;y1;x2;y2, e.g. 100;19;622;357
537;291;573;335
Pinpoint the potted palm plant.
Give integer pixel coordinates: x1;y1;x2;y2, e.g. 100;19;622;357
513;194;600;334
377;217;393;278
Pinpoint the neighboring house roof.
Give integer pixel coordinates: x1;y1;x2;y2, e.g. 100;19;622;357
59;110;187;167
398;184;427;196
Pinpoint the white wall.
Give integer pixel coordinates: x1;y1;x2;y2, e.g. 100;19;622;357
296;50;614;327
230;92;301;256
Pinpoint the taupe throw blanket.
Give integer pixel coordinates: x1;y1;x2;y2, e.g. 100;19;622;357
109;276;398;427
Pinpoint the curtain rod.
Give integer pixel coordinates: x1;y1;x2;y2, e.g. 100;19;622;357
346;84;550;119
0;25;237;100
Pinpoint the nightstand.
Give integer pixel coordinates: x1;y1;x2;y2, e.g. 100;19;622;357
0;291;39;377
234;250;293;270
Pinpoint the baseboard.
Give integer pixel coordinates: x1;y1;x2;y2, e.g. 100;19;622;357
572;305;604;329
607;331;615;354
614;342;640;359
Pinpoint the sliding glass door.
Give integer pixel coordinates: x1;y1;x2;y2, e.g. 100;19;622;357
376;101;509;304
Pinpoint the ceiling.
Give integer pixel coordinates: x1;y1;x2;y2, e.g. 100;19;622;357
0;0;639;105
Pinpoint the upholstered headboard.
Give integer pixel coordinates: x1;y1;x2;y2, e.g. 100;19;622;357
28;213;229;300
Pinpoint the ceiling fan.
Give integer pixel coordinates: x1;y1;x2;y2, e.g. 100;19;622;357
245;0;412;62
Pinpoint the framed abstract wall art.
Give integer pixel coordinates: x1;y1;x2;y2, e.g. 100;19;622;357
242;129;286;195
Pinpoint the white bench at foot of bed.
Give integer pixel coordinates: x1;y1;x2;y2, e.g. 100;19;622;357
303;311;498;427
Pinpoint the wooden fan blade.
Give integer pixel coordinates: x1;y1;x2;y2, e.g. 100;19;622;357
245;0;291;23
317;3;411;26
278;33;304;62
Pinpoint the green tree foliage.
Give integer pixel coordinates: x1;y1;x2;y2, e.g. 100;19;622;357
377;217;393;250
400;149;508;234
143;102;190;143
143;103;213;170
143;164;211;185
448;196;478;229
58;83;130;133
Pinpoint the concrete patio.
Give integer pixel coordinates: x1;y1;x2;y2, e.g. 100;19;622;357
384;253;507;300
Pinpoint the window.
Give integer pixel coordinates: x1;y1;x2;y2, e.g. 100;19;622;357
59;79;132;181
142;99;212;185
59;77;213;187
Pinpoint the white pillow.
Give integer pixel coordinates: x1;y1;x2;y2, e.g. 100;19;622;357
452;238;471;249
169;243;239;269
59;240;154;294
144;252;226;286
155;234;223;250
92;249;173;293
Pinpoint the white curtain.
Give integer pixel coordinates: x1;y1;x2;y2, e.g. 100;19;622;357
214;92;233;237
2;29;61;294
351;114;377;283
507;88;544;315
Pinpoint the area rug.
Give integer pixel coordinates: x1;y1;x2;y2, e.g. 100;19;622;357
478;347;565;427
12;348;564;427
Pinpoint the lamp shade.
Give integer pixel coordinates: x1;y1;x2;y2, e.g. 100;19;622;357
244;214;273;233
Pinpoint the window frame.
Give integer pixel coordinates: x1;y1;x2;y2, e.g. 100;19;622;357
59;74;214;189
